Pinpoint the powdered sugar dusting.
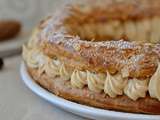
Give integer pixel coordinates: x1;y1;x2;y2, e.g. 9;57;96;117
93;40;139;49
41;5;73;41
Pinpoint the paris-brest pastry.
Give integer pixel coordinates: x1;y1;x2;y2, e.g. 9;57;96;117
23;0;160;114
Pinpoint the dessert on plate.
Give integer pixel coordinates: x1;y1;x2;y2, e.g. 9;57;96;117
23;0;160;114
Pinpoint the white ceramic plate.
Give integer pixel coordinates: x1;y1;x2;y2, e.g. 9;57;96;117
20;63;160;120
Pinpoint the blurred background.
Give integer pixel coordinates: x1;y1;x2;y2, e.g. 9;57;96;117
0;0;71;31
0;0;73;56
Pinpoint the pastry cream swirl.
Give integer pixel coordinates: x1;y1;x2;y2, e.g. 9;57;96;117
149;63;160;101
104;72;127;98
87;71;106;93
124;78;148;101
59;64;73;81
45;59;61;78
23;46;49;76
23;46;47;69
71;70;87;88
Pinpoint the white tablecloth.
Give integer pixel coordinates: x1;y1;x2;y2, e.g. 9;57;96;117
0;56;87;120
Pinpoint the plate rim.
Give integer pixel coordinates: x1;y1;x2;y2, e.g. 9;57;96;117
20;62;160;120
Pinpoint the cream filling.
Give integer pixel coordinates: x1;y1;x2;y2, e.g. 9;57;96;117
150;17;160;43
59;63;73;81
45;59;73;81
71;70;87;89
104;72;127;98
23;46;49;76
149;63;160;101
75;17;160;43
44;59;61;78
23;46;47;69
23;46;160;101
124;78;148;101
87;71;106;93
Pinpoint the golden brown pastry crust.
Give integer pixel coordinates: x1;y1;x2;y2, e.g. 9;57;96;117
28;66;160;114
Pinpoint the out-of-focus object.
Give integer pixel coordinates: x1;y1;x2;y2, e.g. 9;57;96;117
0;20;21;41
0;0;71;32
0;58;4;69
0;0;70;57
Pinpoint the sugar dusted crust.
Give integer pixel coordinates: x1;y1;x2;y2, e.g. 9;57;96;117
28;66;160;114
